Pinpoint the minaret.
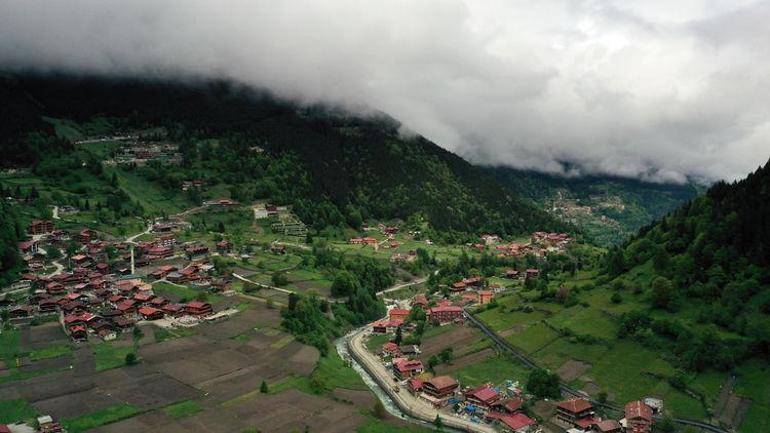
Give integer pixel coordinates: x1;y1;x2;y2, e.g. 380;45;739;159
130;245;135;275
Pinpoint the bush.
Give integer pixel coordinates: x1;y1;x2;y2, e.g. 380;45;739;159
124;353;138;365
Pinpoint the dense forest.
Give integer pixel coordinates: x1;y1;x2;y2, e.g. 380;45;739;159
0;73;567;243
605;159;770;370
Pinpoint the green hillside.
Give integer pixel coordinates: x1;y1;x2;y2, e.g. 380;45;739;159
0;74;566;245
485;166;700;245
603;158;770;432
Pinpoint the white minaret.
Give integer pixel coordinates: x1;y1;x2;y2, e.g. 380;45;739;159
130;245;135;275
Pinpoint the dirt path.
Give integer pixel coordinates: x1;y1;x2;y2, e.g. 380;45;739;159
377;277;427;296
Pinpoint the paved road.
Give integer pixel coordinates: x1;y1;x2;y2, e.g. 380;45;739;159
348;328;498;433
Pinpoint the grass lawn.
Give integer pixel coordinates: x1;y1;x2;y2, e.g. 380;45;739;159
62;404;142;433
153;282;222;304
0;328;21;365
93;342;134;371
420;324;455;340
546;305;618;340
28;345;73;361
586;341;704;415
736;360;770;433
366;333;392;352
314;350;368;391
110;168;189;215
475;307;546;332
452;355;530;388
153;326;195;343
0;399;37;424
163;400;203;419
505;322;560;353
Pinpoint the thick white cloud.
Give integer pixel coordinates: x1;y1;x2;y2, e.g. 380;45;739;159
1;0;769;182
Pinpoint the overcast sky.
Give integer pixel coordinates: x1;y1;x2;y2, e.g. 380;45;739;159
2;0;769;183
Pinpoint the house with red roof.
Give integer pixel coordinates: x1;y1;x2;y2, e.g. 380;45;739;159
392;357;424;380
28;220;54;235
138;306;164;321
162;303;185;317
464;385;502;410
422;376;458;403
496;412;537;433
371;320;402;334
556;399;596;429
116;299;137;314
411;294;428;308
381;342;400;356
624;400;653;433
479;290;494;305
427;305;463;323
133;292;153;304
69;325;87;341
492;397;523;415
450;281;467;292
185;301;212;316
18;240;39;254
595;420;622;433
407;378;424;393
388;308;410;322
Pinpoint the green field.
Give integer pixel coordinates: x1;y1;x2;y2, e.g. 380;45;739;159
735;360;770;433
163;400;203;419
28;345;73;361
93;342;135;371
0;399;37;424
475;289;713;421
62;404;142;433
451;355;529;388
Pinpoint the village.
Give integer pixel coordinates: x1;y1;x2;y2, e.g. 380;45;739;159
353;277;662;433
1;184;696;433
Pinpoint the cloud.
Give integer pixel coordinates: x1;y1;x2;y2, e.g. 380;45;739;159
1;0;769;182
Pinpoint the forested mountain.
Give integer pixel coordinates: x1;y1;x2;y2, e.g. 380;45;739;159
485;166;700;245
605;159;770;369
0;73;566;244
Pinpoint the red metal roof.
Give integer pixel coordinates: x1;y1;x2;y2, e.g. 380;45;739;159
466;386;499;403
138;306;162;316
500;413;536;430
625;400;653;421
557;398;593;414
427;375;457;390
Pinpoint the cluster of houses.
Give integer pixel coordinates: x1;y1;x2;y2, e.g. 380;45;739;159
555;397;658;433
470;232;572;258
3;220;224;341
112;141;182;166
12;269;215;341
181;179;206;191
